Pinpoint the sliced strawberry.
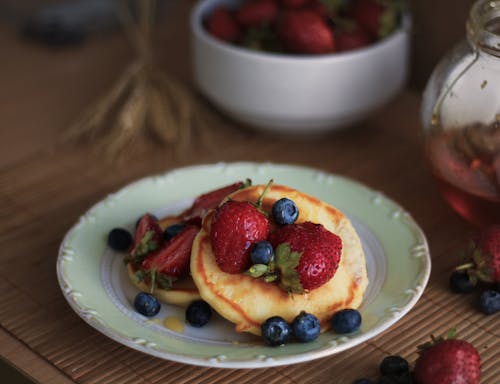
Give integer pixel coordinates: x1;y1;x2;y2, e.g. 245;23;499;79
206;7;242;42
128;214;163;263
236;0;279;28
181;180;250;220
142;224;200;277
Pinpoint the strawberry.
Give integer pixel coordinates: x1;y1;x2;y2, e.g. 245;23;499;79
306;0;332;19
127;214;163;263
236;0;279;28
348;0;398;40
280;0;311;8
276;9;335;54
206;7;242;42
181;180;250;220
211;199;270;273
457;225;500;284
269;221;342;292
141;224;200;278
414;330;481;384
335;24;371;51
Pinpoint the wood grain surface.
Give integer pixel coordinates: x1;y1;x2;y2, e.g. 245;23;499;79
0;1;498;383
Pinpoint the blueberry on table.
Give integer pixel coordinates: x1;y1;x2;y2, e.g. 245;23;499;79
291;311;320;342
449;271;475;294
494;282;500;293
479;290;500;314
379;355;410;376
261;316;292;346
107;228;132;251
250;240;274;265
163;223;185;241
331;308;362;334
272;198;299;225
352;379;375;384
185;300;212;327
134;292;161;317
378;373;414;383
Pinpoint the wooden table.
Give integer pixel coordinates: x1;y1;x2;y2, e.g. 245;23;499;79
1;2;498;383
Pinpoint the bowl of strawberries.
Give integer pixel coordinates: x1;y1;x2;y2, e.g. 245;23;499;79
191;0;410;134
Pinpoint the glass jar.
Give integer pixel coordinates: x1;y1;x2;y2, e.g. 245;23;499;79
421;0;500;227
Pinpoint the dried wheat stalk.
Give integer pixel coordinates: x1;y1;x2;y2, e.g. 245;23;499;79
64;0;206;159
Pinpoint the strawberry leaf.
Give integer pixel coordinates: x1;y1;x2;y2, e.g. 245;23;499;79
134;269;145;283
157;273;176;290
245;264;270;278
127;230;160;263
275;243;304;294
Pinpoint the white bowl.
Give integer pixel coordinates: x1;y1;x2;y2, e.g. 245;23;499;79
191;0;411;134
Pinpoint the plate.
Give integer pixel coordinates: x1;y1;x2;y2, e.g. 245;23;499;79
57;162;431;368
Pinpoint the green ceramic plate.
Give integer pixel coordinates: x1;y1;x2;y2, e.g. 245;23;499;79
57;162;431;368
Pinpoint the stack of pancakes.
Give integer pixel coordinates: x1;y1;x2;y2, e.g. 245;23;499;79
128;183;369;335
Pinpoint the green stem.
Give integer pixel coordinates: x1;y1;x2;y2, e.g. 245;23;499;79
150;270;157;295
256;179;273;208
456;262;475;271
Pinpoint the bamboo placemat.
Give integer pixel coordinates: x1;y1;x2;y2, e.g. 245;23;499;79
0;1;498;382
0;122;498;383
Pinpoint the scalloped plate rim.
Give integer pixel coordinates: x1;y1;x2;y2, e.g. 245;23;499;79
56;161;431;368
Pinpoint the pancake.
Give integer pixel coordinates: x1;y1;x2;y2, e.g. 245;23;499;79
127;264;200;306
126;214;201;307
190;184;368;335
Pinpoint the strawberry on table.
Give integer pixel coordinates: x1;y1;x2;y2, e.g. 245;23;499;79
457;224;500;284
269;221;342;292
277;9;335;54
206;6;242;42
414;330;481;384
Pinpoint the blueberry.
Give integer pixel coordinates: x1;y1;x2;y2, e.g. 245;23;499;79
494;282;500;293
163;223;185;241
185;300;212;327
479;290;500;314
331;309;362;334
250;241;274;265
107;228;132;251
380;355;410;376
378;373;415;384
449;271;475;294
292;311;321;342
272;198;299;225
133;292;161;317
261;316;292;346
352;379;375;384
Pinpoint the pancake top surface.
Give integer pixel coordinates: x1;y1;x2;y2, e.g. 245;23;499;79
191;183;368;335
